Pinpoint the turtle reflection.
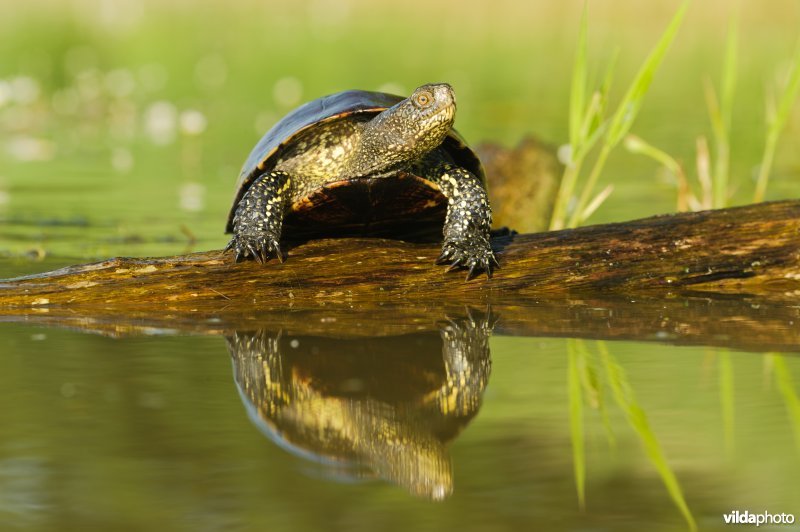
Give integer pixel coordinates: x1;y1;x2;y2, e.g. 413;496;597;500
226;312;494;500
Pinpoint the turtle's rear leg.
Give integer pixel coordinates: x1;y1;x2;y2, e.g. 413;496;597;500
226;170;292;263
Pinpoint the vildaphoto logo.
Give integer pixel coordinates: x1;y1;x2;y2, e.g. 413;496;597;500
723;510;796;526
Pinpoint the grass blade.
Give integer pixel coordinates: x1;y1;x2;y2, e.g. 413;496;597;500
770;41;800;142
550;3;592;231
598;342;697;531
695;136;713;209
580;184;614;222
569;0;690;226
575;339;616;446
624;134;694;211
604;0;690;148
754;38;800;202
720;11;738;132
773;355;800;455
709;14;738;209
718;351;735;457
624;134;683;177
598;48;620;122
568;340;586;509
569;3;589;151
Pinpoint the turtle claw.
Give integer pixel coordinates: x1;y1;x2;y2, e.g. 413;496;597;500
465;263;478;282
246;243;261;263
465;257;493;281
447;259;462;272
273;242;285;263
437;239;498;281
259;245;271;264
226;233;284;265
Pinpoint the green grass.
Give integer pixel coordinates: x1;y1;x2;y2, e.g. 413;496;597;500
550;0;689;229
754;38;800;202
625;16;800;213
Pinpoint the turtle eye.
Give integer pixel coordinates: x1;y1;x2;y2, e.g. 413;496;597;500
414;91;434;108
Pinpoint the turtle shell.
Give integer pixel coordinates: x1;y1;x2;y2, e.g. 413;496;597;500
226;89;485;237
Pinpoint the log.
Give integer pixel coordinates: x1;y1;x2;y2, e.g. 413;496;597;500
0;200;798;352
1;200;798;306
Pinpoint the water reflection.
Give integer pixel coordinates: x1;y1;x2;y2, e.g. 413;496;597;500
226;311;494;500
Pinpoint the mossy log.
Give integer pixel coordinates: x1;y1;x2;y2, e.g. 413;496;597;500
0;200;799;352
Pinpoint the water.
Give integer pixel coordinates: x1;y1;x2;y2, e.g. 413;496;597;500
1;300;799;531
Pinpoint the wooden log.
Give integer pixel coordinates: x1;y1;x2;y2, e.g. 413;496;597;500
1;200;798;309
0;200;798;352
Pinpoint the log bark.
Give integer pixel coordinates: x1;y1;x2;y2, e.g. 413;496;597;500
1;200;798;307
0;200;798;352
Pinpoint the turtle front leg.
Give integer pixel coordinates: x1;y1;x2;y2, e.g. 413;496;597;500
226;170;292;263
427;163;497;280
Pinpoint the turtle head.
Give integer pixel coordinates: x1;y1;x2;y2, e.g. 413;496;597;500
350;83;456;176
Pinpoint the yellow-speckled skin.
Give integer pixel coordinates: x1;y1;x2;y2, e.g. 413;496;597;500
226;83;497;279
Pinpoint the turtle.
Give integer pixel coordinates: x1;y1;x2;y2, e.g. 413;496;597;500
225;82;497;279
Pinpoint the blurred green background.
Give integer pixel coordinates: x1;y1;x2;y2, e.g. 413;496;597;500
1;0;798;267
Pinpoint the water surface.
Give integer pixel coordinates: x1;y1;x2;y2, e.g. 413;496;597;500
1;303;798;531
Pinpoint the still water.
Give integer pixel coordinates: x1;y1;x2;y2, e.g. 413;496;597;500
1;294;799;531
